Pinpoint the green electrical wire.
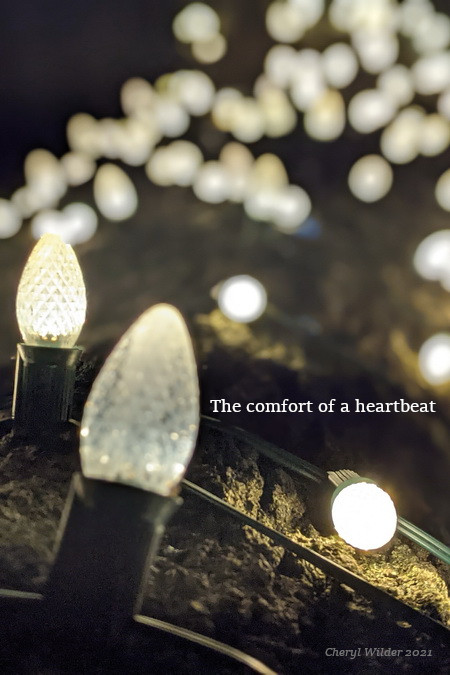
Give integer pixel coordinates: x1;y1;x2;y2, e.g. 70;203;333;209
200;415;450;566
181;478;449;640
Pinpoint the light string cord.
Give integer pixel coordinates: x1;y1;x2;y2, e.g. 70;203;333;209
200;415;450;565
0;590;276;675
181;478;449;640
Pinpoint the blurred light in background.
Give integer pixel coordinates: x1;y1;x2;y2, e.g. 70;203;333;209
414;229;450;283
303;89;345;141
93;164;138;221
66;113;102;158
271;185;312;232
31;203;98;246
217;275;267;323
191;33;227;63
321;42;358;89
348;89;396;134
348;155;393;202
435;169;450;211
419;114;450;157
61;152;96;186
377;65;414;108
172;2;220;44
419;333;450;385
412;52;450;95
193;161;231;203
146;141;203;187
380;107;424;165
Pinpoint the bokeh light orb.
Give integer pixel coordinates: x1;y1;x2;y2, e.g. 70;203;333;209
191;34;227;63
377;65;414;107
435;169;450;211
419;333;450;386
348;89;396;134
93;164;138;221
321;43;358;89
265;2;307;43
380;108;423;165
218;275;267;323
348;155;393;203
193;161;231;203
331;480;397;551
413;230;450;281
172;2;220;44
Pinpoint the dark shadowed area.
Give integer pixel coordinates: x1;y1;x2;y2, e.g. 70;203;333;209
0;1;449;673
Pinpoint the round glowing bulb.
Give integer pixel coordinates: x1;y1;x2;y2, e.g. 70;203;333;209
154;97;190;137
80;304;199;494
348;154;393;203
24;149;67;207
93;164;138;221
380;108;424;165
418;333;450;386
212;88;243;131
257;86;297;138
16;233;86;348
264;45;298;88
117;117;159;166
146;142;203;187
304;89;345;141
193;161;231;203
61;203;98;245
331;480;397;551
172;2;220;44
321;43;358;89
413;12;450;54
419;114;450;157
120;77;155;116
31;203;97;246
412;52;450;95
289;0;324;28
191;34;227;63
219;143;254;202
377;65;414;108
218;275;267;323
413;230;450;281
352;30;399;74
290;50;325;111
348;89;396;134
66;113;101;158
167;70;215;116
61;152;96;186
272;184;312;231
435;169;450;212
230;98;266;143
265;2;307;43
437;89;450;121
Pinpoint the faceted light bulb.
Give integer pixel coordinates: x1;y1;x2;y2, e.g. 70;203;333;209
331;480;397;551
16;233;87;348
79;304;200;495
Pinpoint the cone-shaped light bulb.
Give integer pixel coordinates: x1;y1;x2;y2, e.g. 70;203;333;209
16;233;86;348
80;304;200;495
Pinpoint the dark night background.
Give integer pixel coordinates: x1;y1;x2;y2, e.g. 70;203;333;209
0;1;449;672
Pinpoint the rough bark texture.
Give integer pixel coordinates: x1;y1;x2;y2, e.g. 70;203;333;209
0;311;448;673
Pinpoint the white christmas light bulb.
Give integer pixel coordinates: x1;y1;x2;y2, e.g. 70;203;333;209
331;480;397;551
79;304;200;495
16;233;86;348
218;275;267;323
